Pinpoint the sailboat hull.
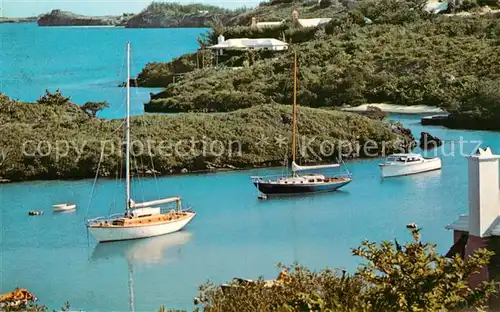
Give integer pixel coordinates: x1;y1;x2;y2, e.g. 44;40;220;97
88;213;196;243
254;179;351;196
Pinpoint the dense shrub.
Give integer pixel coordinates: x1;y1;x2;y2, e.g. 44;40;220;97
0;93;413;182
193;229;496;312
144;13;500;124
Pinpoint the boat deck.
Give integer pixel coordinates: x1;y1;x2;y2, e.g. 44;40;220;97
90;211;193;228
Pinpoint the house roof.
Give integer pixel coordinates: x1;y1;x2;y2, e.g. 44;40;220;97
207;38;288;50
256;21;284;28
298;18;332;27
424;1;448;14
446;214;500;236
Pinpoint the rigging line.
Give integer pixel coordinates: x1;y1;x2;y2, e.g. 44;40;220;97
117;44;127;79
85;144;106;220
148;145;160;200
111;119;126;135
111;146;125;216
137;155;146;203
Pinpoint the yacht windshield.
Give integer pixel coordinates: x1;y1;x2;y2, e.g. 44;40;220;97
387;156;407;163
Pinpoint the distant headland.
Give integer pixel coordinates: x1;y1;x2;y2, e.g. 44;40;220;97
0;16;38;24
37;9;133;27
36;3;246;28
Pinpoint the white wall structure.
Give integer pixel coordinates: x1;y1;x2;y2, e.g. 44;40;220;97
207;38;289;51
467;147;500;237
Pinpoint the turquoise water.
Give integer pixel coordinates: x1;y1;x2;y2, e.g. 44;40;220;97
2;23;500;311
0;23;207;119
2;113;500;311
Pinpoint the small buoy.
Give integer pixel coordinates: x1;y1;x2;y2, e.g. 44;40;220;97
28;210;43;216
406;223;417;229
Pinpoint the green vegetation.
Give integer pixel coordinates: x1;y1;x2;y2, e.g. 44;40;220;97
170;229;496;311
124;2;248;28
140;0;500;130
135;50;214;87
225;0;345;26
141;2;233;16
0;91;412;182
81;101;109;117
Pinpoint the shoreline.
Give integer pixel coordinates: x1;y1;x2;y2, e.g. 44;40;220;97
341;104;446;115
0;157;384;185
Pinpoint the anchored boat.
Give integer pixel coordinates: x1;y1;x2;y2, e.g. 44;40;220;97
85;42;195;243
52;203;76;212
251;53;352;197
379;153;442;178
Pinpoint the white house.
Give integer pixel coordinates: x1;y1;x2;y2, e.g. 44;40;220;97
207;37;289;52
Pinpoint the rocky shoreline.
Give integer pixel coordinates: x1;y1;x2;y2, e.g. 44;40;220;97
35;7;237;28
0;17;38;24
37;10;132;27
125;12;236;28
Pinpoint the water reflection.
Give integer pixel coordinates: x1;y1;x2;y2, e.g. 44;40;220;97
90;232;193;312
91;231;193;266
379;169;442;185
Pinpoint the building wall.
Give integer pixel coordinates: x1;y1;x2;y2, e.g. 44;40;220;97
464;234;490;287
453;230;467;244
468;156;500;237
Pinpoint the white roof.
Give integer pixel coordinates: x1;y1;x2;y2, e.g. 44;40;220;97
207;38;288;50
256;21;284;28
424;2;448;14
446;214;500;236
388;153;422;157
298;18;332;27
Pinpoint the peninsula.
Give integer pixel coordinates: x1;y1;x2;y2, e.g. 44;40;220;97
35;3;247;28
0;16;38;24
137;0;500;131
0;91;414;182
37;9;132;26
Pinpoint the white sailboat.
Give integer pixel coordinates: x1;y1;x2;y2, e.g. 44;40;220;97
86;42;196;243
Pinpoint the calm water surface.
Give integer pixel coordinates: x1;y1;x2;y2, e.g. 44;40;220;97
2;114;500;311
0;23;206;119
2;22;500;312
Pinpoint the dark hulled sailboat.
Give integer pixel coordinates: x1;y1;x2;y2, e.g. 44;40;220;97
251;53;352;197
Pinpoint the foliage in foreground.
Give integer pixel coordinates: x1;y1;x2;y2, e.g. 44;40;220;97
0;91;412;182
192;229;496;312
4;230;496;311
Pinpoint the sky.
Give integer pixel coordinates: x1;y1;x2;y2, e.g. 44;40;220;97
1;0;260;18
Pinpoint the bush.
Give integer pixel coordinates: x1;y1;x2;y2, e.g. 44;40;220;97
145;15;500;120
0;93;413;182
194;229;496;312
319;0;334;8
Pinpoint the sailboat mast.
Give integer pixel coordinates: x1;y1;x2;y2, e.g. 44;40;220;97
291;52;298;176
126;42;131;212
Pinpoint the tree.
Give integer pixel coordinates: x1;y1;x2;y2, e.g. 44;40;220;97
319;0;334;8
193;228;496;312
36;89;71;106
81;101;109;117
353;228;495;311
